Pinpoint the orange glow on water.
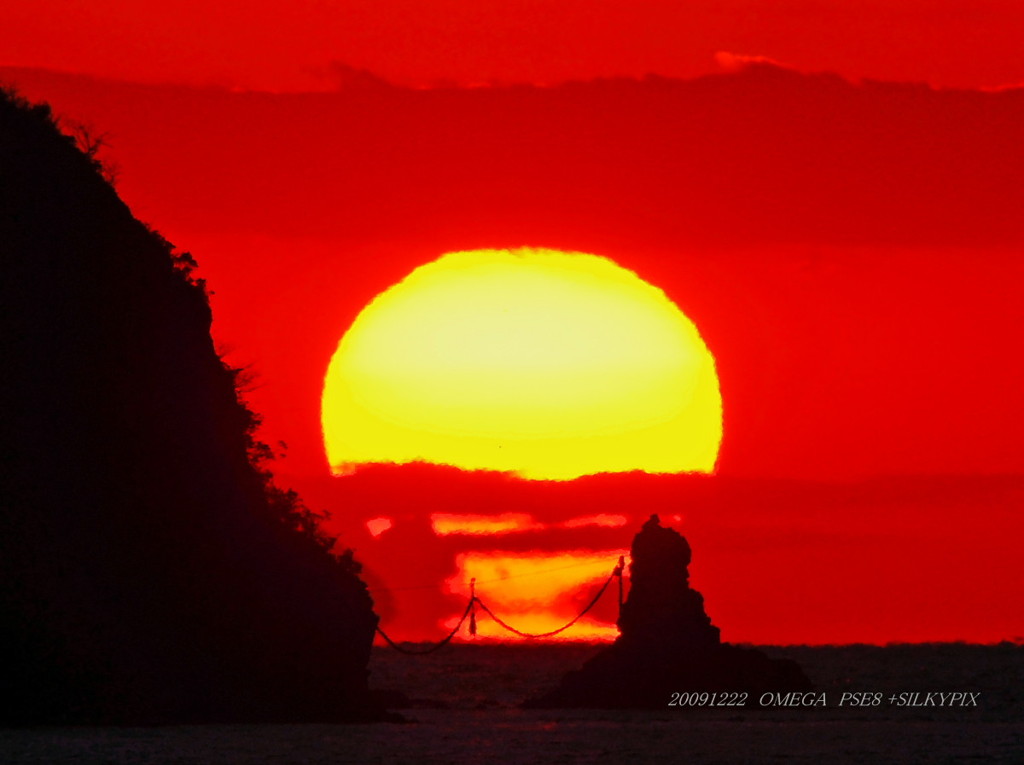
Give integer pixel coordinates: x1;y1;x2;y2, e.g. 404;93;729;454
322;248;722;481
445;612;619;642
446;550;627;641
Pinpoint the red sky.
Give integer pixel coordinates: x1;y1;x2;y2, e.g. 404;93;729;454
4;1;1024;91
4;3;1022;644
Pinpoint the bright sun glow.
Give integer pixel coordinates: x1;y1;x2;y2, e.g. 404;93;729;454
430;513;629;536
445;550;627;641
322;248;722;480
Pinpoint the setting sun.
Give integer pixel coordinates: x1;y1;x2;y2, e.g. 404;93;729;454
322;248;721;480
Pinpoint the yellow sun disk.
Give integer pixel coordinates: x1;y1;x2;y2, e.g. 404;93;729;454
322;248;722;480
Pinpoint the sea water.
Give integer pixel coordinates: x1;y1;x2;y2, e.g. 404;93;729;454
2;644;1021;764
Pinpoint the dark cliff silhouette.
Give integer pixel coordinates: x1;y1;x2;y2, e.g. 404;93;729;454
0;89;380;723
527;515;811;708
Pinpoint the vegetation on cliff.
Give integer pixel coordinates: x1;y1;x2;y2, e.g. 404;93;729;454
0;88;379;723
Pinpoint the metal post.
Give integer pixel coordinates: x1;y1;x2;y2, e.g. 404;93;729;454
615;556;625;614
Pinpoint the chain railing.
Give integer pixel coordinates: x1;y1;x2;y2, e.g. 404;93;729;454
375;556;626;652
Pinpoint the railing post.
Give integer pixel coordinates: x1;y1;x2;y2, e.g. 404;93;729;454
614;556;625;615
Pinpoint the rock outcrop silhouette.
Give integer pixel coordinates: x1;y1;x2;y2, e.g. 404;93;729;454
0;89;381;723
527;515;811;708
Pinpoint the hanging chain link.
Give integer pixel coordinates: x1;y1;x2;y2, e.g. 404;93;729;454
375;558;625;652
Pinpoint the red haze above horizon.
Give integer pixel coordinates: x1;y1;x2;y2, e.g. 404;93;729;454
4;4;1022;644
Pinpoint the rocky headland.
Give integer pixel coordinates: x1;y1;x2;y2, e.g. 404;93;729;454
0;88;381;723
527;515;812;708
